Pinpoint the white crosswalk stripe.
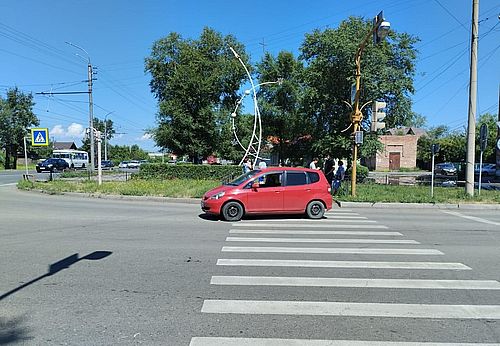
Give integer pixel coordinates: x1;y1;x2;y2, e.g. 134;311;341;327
225;237;419;244
221;246;444;255
201;300;500;319
216;259;471;270
190;337;500;346
229;229;400;235
210;276;500;289
232;223;387;229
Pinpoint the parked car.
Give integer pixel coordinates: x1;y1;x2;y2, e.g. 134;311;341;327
474;163;496;176
96;160;114;170
434;162;457;176
36;158;69;173
127;160;140;169
118;161;130;169
201;167;333;221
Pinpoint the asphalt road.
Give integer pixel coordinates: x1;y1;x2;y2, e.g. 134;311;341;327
0;185;499;345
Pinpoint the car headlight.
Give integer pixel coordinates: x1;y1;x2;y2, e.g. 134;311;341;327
210;191;225;200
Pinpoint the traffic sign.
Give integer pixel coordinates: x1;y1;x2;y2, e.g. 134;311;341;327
31;128;49;147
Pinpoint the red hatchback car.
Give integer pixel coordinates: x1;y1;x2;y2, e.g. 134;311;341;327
201;167;332;221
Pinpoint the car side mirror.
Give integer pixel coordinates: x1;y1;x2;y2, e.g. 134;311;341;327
251;181;260;190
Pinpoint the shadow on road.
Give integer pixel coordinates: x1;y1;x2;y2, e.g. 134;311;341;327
0;315;32;344
0;251;112;301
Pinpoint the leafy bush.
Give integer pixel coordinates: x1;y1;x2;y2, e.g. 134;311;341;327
136;163;242;181
345;164;369;183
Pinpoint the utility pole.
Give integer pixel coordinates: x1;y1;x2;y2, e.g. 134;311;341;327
88;62;95;172
496;84;500;178
465;0;479;196
259;38;266;55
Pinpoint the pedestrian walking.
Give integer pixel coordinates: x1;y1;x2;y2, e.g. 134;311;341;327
323;155;334;187
332;160;345;195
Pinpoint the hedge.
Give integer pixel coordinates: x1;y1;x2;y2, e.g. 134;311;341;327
135;163;243;181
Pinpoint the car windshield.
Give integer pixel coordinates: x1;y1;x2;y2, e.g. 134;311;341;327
224;170;260;186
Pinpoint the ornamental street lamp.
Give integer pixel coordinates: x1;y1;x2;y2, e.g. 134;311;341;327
350;11;390;197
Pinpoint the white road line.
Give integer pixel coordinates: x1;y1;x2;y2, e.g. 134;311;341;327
325;213;359;216
201;300;500;319
230;229;399;235
325;216;368;219
237;219;377;223
216;259;471;270
441;210;500;227
210;276;500;290
225;237;419;244
190;337;500;346
0;183;17;187
232;223;387;229
221;246;443;255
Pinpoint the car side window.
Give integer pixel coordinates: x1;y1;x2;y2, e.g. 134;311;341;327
259;172;282;188
306;171;320;184
286;172;307;186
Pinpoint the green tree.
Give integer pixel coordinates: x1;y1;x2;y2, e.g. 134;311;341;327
475;113;497;163
108;144;148;163
80;117;115;154
299;17;419;159
145;27;249;162
0;88;39;169
256;51;315;164
417;125;466;168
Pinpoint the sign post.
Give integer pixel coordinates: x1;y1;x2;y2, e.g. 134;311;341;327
431;144;440;198
478;123;488;195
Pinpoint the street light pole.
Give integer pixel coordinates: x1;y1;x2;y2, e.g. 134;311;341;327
66;41;95;172
350;12;390;197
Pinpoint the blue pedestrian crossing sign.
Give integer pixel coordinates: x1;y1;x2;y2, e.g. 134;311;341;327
31;128;49;147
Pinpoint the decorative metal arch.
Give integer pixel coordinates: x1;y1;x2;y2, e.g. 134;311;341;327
229;46;282;168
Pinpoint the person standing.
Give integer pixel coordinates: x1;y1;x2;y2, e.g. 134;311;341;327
309;158;319;170
242;158;251;173
332;160;345;195
323;155;334;187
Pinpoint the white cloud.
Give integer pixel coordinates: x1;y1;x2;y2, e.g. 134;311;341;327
51;125;65;136
50;123;85;139
67;123;85;137
138;133;152;141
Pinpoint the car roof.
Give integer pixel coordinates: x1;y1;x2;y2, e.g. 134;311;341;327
258;167;321;173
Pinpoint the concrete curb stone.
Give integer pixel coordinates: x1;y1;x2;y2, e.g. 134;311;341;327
25;188;500;209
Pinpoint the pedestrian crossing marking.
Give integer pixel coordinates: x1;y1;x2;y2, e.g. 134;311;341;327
221;246;444;255
210;276;500;290
201;300;500;319
225;237;419;244
232;223;386;229
229;229;399;235
190;337;500;345
216;259;471;270
236;219;377;224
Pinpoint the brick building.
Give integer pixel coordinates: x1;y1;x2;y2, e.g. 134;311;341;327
365;127;426;171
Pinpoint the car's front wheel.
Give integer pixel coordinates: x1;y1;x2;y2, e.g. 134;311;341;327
306;200;325;219
221;201;244;222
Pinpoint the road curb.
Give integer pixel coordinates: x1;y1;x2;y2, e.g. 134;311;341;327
338;201;500;210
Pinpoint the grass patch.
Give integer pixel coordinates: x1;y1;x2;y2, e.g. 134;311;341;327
17;178;499;204
340;183;499;204
17;178;220;198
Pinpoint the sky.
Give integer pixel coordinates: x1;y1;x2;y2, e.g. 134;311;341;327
1;0;499;153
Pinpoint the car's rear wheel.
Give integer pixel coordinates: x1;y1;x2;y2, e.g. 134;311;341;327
221;201;244;222
306;200;325;219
